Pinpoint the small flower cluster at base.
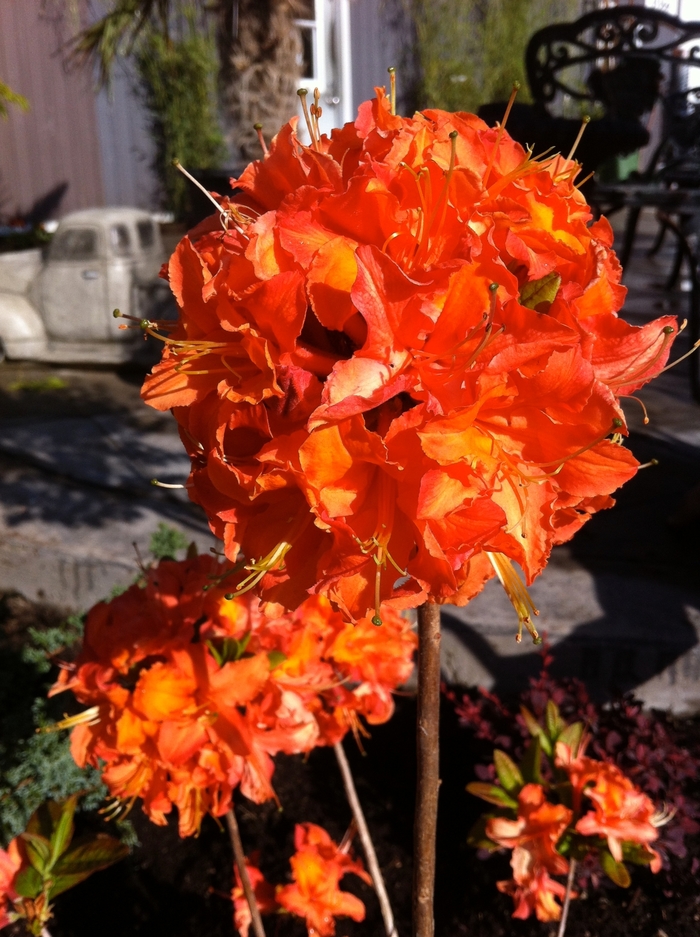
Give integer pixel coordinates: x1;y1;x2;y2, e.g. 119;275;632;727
232;823;371;937
50;554;416;836
469;701;663;922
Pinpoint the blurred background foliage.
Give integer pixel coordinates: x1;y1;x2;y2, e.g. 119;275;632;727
410;0;581;113
134;15;226;220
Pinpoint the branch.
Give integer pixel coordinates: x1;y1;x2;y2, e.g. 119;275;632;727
225;807;266;937
413;601;441;937
333;740;398;937
556;858;577;937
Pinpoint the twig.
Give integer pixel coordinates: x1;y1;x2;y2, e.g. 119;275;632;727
333;740;398;937
413;601;441;937
556;858;577;937
225;808;266;937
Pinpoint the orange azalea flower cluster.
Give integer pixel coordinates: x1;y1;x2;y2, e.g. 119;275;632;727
232;823;370;937
141;87;677;633
50;555;416;836
485;742;661;922
0;839;22;931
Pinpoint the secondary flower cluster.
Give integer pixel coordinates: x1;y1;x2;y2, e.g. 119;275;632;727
469;703;662;922
233;823;370;937
50;555;416;836
141;87;677;631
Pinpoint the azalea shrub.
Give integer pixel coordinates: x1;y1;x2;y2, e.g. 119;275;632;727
450;643;700;870
51;553;416;836
139;86;678;640
232;823;371;937
467;700;666;922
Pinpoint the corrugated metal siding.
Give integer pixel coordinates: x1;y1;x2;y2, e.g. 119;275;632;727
0;0;104;218
95;60;159;210
349;0;418;115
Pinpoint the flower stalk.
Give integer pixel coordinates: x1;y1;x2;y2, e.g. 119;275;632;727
225;808;267;937
333;740;398;937
413;601;441;937
556;858;577;937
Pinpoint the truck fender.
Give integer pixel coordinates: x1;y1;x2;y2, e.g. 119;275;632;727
0;294;47;358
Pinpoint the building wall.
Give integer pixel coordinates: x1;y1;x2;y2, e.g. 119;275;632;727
348;0;418;117
94;60;159;211
0;0;104;218
0;0;159;221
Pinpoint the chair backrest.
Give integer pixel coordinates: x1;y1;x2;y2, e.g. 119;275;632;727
526;5;700;117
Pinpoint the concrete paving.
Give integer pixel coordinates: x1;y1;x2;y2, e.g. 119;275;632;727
0;208;699;711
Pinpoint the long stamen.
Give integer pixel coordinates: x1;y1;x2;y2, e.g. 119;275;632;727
39;706;101;733
253;122;269;156
388;66;397;116
224;541;293;599
483;81;520;187
534;419;623;468
486;552;540;643
173;159;223;214
607;326;677;389
297;88;319;151
620;395;650;424
658;337;700;374
566;115;590;161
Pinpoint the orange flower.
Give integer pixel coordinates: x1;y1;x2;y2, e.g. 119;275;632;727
142;88;678;630
575;761;661;869
276;823;371;937
0;839;22;931
231;855;279;937
52;557;415;836
487;783;572;922
496;867;568;922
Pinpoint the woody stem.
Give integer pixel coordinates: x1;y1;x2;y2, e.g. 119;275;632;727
413;601;441;937
225;807;267;937
333;740;398;937
556;858;577;937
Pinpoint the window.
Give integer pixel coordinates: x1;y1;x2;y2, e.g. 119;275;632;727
110;224;132;256
137;220;155;249
296;0;320;83
49;227;98;262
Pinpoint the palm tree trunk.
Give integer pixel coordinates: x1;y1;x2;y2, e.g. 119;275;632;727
218;0;303;161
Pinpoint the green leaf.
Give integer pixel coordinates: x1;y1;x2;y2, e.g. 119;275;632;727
53;835;129;881
545;700;565;742
520;272;561;312
49;795;77;866
207;632;253;667
519;736;543;784
14;865;44;899
520;706;552;757
21;832;51;873
466;816;500;851
493;750;524;795
600;848;631;888
557;721;584;757
622;842;657;866
267;650;286;669
466;782;518;810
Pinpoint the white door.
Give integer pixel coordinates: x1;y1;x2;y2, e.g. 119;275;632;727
296;0;354;141
39;225;109;342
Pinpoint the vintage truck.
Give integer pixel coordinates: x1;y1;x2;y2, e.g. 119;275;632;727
0;207;170;364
